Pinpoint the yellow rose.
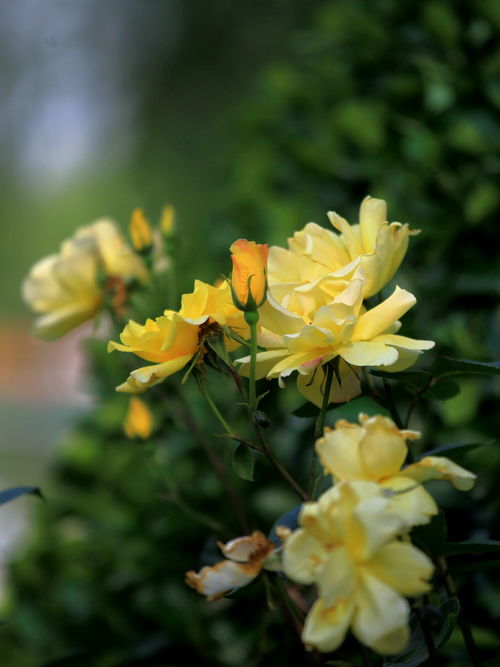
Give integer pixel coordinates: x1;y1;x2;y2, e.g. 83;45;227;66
316;413;476;527
22;219;146;340
282;481;433;654
236;277;434;404
109;280;247;392
276;195;417;299
230;239;269;311
123;397;154;439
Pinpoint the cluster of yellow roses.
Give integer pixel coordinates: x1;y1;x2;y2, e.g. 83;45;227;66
23;196;433;408
188;415;475;655
22;196;474;656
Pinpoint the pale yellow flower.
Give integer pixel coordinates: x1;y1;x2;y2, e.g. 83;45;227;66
186;531;275;601
282;481;433;654
316;414;476;527
108;280;247;392
236;276;433;404
123;397;154;439
23;219;147;340
270;196;417;300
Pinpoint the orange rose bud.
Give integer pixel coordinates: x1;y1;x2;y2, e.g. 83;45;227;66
230;239;269;312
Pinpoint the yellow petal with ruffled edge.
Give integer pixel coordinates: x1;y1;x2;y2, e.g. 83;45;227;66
403;456;477;491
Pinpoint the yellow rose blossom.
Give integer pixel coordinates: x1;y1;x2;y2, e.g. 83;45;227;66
236;275;434;404
230;239;269;311
282;481;433;654
108;280;247;392
186;531;275;601
123;397;154;439
129;208;153;251
271;196;417;299
22;219;147;340
316;414;476;527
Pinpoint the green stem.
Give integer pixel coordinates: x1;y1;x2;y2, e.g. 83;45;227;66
309;363;335;496
164;390;250;532
415;598;439;666
436;556;481;666
197;375;234;436
383;378;404;430
245;311;259;411
315;363;335;439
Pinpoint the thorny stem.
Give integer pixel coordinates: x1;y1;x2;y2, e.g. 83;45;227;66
161;388;249;533
404;376;434;428
315;363;335;439
159;491;226;535
382;378;404;429
415;598;439;666
245;312;259;410
228;369;311;502
309;363;335;496
196;374;234;436
436;556;482;667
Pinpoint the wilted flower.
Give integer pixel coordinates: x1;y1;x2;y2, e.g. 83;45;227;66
22;219;147;340
186;531;275;601
123;397;154;439
108;280;247;392
282;481;433;654
316;414;476;527
230;239;269;311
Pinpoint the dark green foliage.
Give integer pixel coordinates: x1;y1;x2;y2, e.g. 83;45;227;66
2;1;500;666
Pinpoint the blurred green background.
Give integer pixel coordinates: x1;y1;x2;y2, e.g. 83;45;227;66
1;0;499;665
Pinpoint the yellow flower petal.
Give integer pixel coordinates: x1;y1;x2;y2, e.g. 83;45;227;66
296;361;361;408
353;286;416;341
302;598;355;653
359;196;387;252
403;456;477;491
338;341;399;367
366;541;433;597
123;397;154;439
352;571;410;655
318;546;357;607
282;529;328;585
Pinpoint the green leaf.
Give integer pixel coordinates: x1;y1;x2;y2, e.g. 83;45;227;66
411;510;447;555
329;396;390;422
232;445;255;481
369;369;432;391
431;357;500;378
449;559;500;574
417;442;490;460
292;402;319;419
385;598;459;666
0;486;43;506
439;540;500;557
423;380;460;400
205;332;231;366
